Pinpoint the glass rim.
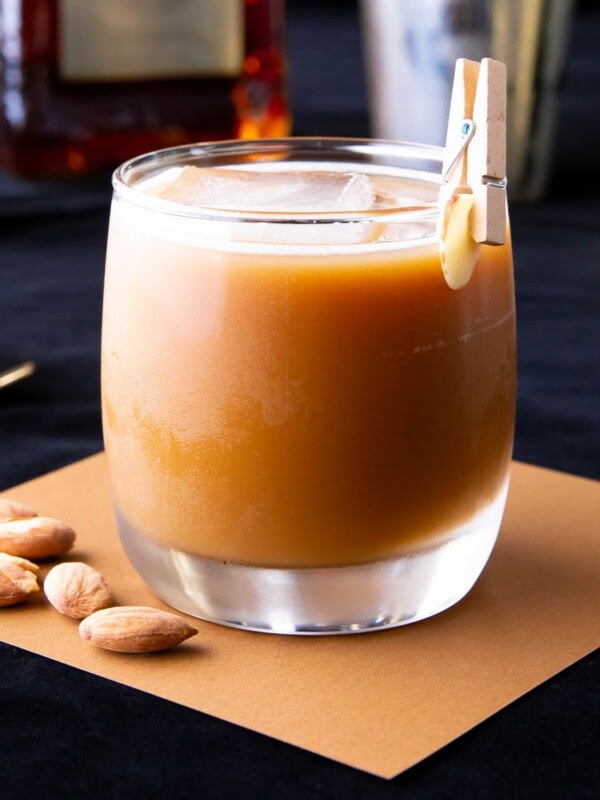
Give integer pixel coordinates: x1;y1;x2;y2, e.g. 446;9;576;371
111;137;444;224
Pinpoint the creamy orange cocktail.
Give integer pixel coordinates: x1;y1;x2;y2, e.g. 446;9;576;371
102;140;515;632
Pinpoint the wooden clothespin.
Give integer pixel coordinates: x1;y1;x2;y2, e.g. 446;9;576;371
440;58;507;246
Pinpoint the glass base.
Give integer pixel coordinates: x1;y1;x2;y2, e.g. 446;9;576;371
116;482;508;635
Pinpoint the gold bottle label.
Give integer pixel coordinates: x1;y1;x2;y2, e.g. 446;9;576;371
58;0;244;82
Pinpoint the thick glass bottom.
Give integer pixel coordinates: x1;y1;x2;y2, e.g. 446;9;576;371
116;482;508;635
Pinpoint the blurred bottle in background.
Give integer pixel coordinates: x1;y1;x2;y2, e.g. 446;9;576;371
0;0;290;177
360;0;575;201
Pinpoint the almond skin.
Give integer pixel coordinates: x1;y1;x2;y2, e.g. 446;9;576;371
0;552;39;573
0;498;37;522
0;562;39;606
79;606;198;653
44;562;113;619
0;516;76;560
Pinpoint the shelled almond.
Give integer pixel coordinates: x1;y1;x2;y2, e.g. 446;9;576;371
0;552;39;573
0;560;39;606
0;516;76;559
44;562;113;619
439;191;482;290
0;497;37;522
79;606;198;654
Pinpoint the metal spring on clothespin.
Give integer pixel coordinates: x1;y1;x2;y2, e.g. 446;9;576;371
441;119;476;186
442;118;507;190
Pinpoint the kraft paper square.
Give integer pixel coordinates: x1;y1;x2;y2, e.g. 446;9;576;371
1;454;599;779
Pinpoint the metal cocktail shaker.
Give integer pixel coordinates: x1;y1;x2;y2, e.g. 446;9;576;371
360;0;575;200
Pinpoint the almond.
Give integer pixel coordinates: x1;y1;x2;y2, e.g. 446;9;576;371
439;191;482;290
44;562;113;619
0;562;39;607
0;552;39;573
0;516;76;560
0;497;37;522
79;606;198;653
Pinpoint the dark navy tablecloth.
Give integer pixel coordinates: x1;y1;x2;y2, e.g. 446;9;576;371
1;2;598;797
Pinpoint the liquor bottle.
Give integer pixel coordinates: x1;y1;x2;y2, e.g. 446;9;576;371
0;0;290;177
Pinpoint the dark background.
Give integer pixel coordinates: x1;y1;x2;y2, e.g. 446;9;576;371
1;1;599;797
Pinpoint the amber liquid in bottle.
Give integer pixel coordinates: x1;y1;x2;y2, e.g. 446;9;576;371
0;0;290;176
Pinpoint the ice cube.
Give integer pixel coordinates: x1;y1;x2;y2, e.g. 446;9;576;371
159;166;375;214
372;175;438;211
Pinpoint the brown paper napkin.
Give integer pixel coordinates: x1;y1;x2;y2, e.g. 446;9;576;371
1;454;599;779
